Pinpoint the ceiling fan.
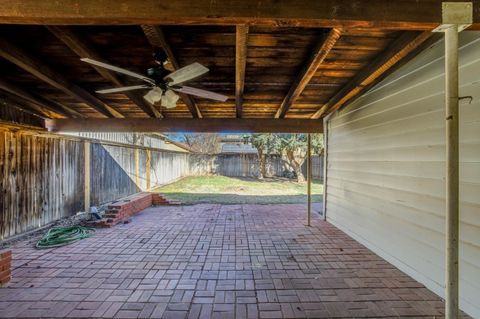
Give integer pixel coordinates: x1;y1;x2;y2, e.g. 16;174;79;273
81;51;228;109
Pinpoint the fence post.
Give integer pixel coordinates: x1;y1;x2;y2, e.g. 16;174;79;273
135;148;140;191
146;149;151;190
84;141;91;212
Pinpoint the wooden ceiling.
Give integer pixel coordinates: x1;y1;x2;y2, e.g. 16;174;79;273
0;0;478;131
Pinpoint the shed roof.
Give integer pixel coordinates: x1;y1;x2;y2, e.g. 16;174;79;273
221;143;258;154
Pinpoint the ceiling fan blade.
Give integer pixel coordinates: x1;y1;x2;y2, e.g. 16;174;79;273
164;62;209;86
172;85;228;102
96;85;151;94
81;58;155;85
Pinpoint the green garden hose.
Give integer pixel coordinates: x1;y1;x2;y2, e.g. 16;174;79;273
36;226;95;249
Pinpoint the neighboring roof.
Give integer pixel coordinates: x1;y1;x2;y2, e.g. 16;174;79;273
221;134;250;143
221;143;258;154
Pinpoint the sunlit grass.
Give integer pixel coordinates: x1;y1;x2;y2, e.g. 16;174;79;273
152;175;323;204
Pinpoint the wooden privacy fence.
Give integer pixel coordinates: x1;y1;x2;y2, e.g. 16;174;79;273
0;130;84;240
189;154;323;179
1;126;322;239
89;144;189;205
0;128;190;240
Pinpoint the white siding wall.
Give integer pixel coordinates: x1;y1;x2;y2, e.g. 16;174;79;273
325;32;480;318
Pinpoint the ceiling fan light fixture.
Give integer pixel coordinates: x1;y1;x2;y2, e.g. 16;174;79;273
143;87;163;105
161;89;180;109
80;57;228;109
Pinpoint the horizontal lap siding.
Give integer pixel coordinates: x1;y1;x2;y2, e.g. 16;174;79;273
325;32;480;317
0;131;84;239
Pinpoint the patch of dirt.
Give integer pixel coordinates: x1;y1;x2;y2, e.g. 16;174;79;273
224;186;247;192
0;213;90;249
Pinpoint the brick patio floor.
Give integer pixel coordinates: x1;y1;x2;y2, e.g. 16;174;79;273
0;204;467;318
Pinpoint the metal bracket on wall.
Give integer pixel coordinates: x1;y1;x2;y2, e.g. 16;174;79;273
433;2;473;32
459;96;473;104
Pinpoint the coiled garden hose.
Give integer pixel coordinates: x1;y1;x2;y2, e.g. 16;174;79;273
36;226;95;249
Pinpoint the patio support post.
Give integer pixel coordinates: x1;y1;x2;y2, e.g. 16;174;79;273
84;141;91;213
445;24;460;319
322;115;331;221
307;133;312;226
433;3;472;318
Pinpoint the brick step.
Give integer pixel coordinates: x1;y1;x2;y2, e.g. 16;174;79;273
91;192;182;229
152;193;182;206
0;250;12;287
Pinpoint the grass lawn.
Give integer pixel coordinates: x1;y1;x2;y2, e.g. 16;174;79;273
152;175;323;204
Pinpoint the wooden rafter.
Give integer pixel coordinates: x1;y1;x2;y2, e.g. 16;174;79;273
0;92;51;119
311;31;433;119
235;25;248;118
47;26;162;118
0;36;123;118
0;79;85;118
0;92;52;122
1;0;479;30
46;118;323;133
275;28;341;119
141;25;202;118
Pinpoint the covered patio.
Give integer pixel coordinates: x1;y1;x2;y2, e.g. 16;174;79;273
0;204;459;318
1;1;479;318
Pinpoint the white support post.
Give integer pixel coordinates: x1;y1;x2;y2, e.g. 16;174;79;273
433;3;472;318
445;24;459;319
307;133;312;226
322;116;330;221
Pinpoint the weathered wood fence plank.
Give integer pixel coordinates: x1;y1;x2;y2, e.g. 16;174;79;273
189;154;323;179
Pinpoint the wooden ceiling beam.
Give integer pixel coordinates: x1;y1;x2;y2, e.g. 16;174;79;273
1;0;479;30
46;118;323;133
235;25;248;118
141;25;202;118
275;28;341;119
311;31;433;119
0;79;86;118
0;92;51;119
0;36;123;118
47;26;162;119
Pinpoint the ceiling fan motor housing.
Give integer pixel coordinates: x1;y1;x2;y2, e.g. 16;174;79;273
147;67;168;87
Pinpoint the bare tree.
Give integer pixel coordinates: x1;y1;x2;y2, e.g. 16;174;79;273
183;133;221;154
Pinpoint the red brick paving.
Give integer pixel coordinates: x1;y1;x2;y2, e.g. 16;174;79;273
0;204;469;318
